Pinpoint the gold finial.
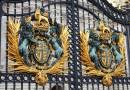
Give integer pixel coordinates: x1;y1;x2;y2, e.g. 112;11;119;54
35;8;41;20
99;20;105;31
99;20;111;34
34;8;49;25
35;8;43;24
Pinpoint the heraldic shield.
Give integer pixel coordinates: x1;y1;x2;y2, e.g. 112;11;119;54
7;8;69;86
80;20;126;86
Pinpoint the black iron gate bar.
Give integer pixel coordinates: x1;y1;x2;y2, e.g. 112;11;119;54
0;73;69;83
0;0;129;78
1;0;130;29
1;72;130;83
1;0;130;25
0;0;130;90
2;1;129;32
88;0;129;24
0;1;3;68
66;0;82;89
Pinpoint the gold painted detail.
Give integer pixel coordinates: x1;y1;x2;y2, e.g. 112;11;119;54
7;13;69;85
80;21;126;86
33;9;49;31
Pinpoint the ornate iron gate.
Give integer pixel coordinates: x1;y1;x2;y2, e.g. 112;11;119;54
0;0;130;90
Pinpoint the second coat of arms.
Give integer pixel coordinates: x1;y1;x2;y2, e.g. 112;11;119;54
80;21;126;86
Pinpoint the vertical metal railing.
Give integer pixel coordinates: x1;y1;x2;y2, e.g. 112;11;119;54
126;9;130;77
0;0;130;90
66;0;82;90
0;0;3;66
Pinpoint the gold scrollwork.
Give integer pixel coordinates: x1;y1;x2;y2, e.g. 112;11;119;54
7;12;69;85
80;21;126;86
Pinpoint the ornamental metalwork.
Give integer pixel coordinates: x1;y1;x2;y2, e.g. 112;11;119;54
0;0;130;90
80;20;126;86
7;8;69;86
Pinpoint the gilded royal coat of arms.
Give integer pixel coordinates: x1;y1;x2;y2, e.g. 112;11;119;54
7;8;69;85
80;21;126;86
